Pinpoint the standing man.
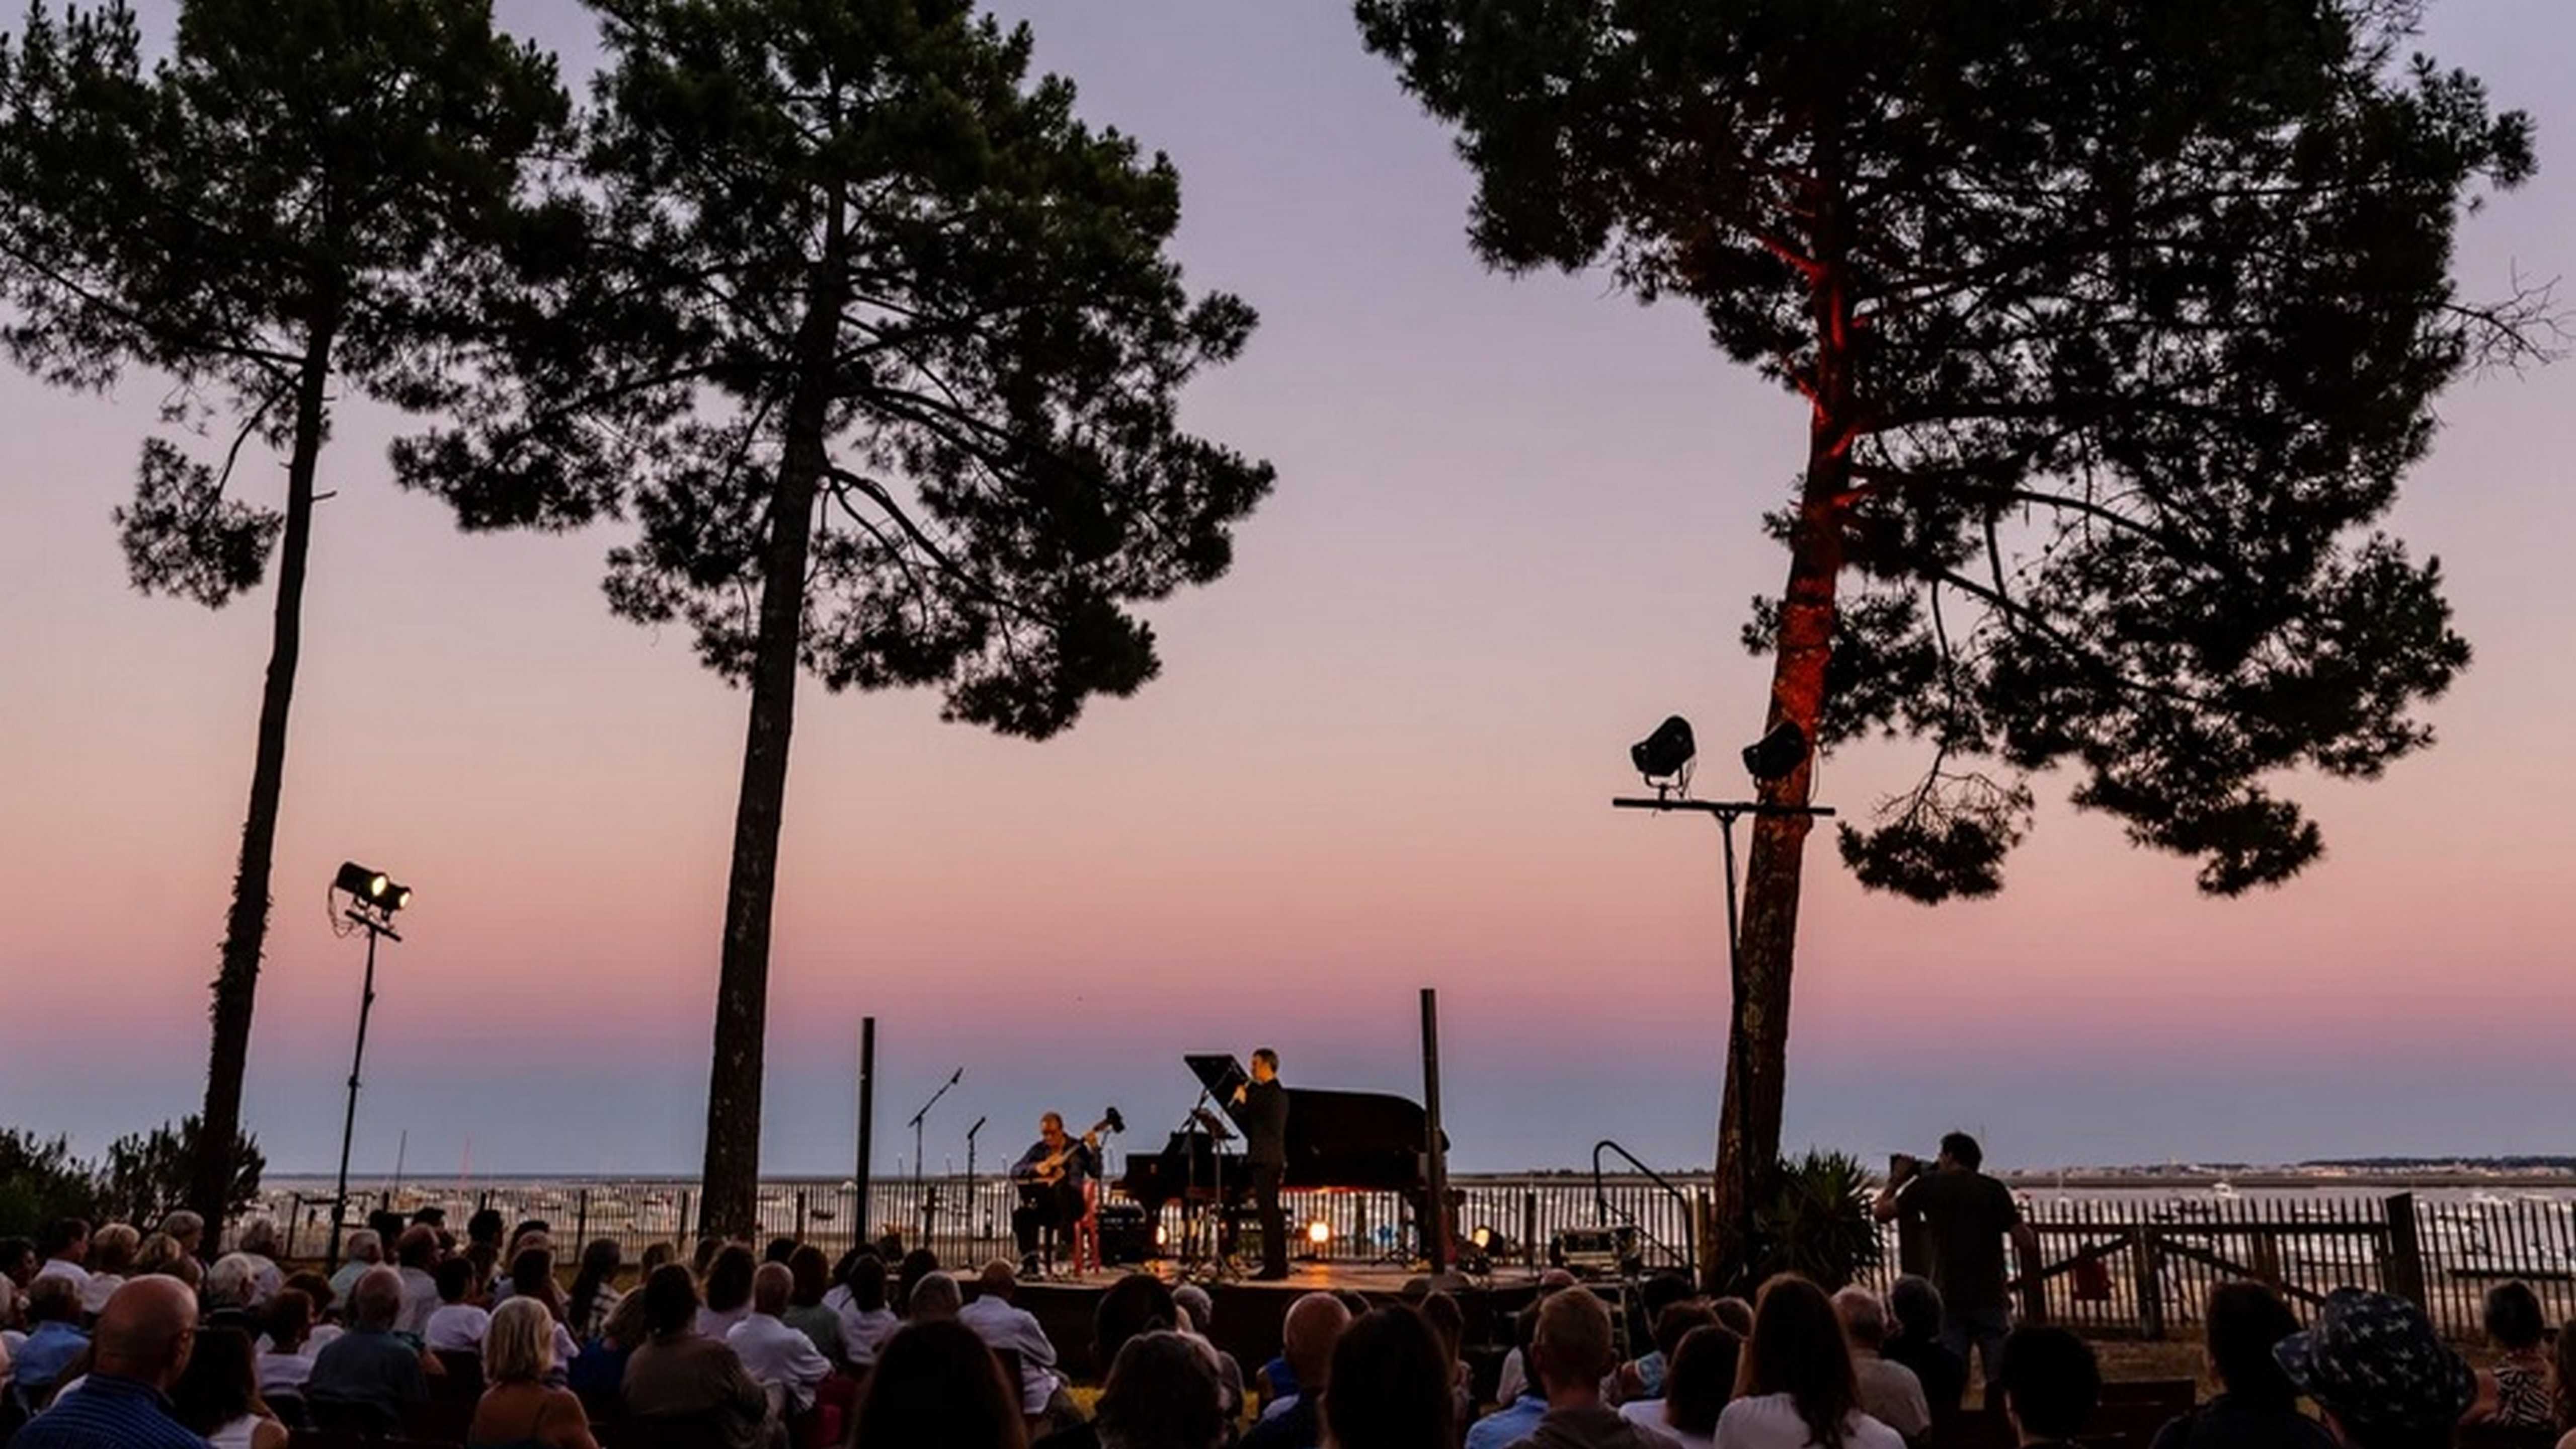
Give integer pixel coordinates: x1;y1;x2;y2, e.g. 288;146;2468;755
1873;1131;2038;1391
1233;1048;1291;1281
1011;1112;1100;1274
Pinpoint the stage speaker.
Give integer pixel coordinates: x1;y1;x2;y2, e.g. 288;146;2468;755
1096;1202;1151;1266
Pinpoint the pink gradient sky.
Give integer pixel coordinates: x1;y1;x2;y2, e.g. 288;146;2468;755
5;1;2575;1176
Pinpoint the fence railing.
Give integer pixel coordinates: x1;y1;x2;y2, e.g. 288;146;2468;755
257;1178;2576;1340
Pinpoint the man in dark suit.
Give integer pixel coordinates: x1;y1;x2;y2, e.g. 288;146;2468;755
1233;1048;1291;1280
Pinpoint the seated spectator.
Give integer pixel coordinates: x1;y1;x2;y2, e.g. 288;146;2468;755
1245;1292;1350;1449
1319;1306;1452;1449
1627;1324;1739;1449
1496;1270;1582;1408
12;1275;206;1448
621;1263;766;1449
2471;1281;2553;1429
961;1261;1067;1421
428;1254;495;1352
203;1254;267;1334
306;1265;430;1429
1097;1330;1228;1449
1996;1327;2099;1449
730;1262;831;1414
566;1239;624;1344
80;1224;139;1317
640;1242;676;1275
1;1236;37;1328
2276;1290;2475;1449
1173;1282;1248;1421
2149;1282;2331;1449
1833;1289;1929;1439
30;1220;90;1296
133;1232;193;1287
896;1248;942;1318
507;1245;585;1369
853;1318;1028;1448
908;1271;962;1323
2556;1322;2576;1449
393;1225;444;1338
1622;1276;1700;1402
231;1219;285;1307
472;1297;600;1449
330;1230;385;1305
1715;1275;1902;1449
1879;1279;1965;1414
1619;1306;1726;1444
827;1253;902;1369
281;1272;342;1352
764;1237;798;1266
781;1245;849;1369
567;1288;652;1404
699;1243;758;1339
1505;1285;1661;1449
170;1324;289;1449
12;1276;89;1398
257;1288;321;1397
1033;1273;1180;1449
1711;1300;1755;1341
156;1212;206;1274
1420;1290;1472;1430
467;1210;509;1262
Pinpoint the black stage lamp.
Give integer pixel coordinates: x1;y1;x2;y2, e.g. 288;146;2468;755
1630;715;1697;789
1740;721;1808;783
334;860;412;914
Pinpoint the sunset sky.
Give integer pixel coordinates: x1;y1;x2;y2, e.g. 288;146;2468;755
5;1;2574;1179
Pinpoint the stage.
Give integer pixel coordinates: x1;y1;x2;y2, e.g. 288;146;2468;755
1013;1260;1548;1379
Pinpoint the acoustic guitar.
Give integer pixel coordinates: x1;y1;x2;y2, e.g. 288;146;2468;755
1029;1107;1125;1185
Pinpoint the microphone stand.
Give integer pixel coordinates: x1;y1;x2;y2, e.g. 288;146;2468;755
910;1068;961;1255
965;1116;987;1246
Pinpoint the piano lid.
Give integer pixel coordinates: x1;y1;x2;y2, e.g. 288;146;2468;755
1180;1053;1445;1188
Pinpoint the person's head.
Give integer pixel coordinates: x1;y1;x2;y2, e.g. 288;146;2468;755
1713;1295;1756;1338
848;1252;891;1313
1740;1275;1858;1449
692;1236;724;1277
169;1324;262;1435
156;1211;204;1257
1321;1307;1453;1449
1832;1286;1890;1352
285;1271;334;1321
351;1265;405;1331
234;1217;281;1259
571;1238;622;1299
511;1245;562;1315
1886;1276;1941;1345
509;1220;549;1251
466;1208;506;1247
92;1275;200;1390
762;1236;797;1266
1656;1301;1721;1363
435;1253;477;1305
1639;1272;1695;1329
854;1322;1028;1449
485;1297;558;1386
640;1241;675;1274
1999;1326;2100;1443
909;1270;962;1321
413;1205;449;1231
751;1261;793;1317
1419;1290;1466;1369
341;1228;383;1266
266;1287;315;1353
1282;1292;1351;1390
2485;1280;2545;1352
1041;1112;1068;1145
1251;1048;1279;1083
204;1253;264;1312
703;1243;756;1314
1531;1286;1618;1403
642;1262;701;1338
38;1216;90;1263
1937;1132;1983;1173
787;1244;831;1309
2204;1281;2305;1408
0;1236;34;1284
1097;1330;1228;1449
603;1279;653;1348
395;1223;440;1270
1538;1267;1577;1295
1668;1325;1744;1438
897;1247;941;1314
26;1271;83;1325
978;1258;1020;1303
2277;1289;2476;1449
1173;1283;1215;1335
1093;1272;1179;1373
89;1222;141;1275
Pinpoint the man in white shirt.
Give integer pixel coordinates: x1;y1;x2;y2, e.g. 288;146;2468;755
957;1260;1062;1418
233;1219;286;1307
424;1258;493;1353
29;1220;90;1296
391;1226;443;1339
728;1264;832;1414
1835;1287;1931;1438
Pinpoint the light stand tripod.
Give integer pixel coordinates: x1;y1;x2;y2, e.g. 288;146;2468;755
326;908;400;1271
909;1068;960;1254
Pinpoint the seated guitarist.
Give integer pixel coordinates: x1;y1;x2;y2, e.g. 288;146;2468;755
1010;1112;1101;1272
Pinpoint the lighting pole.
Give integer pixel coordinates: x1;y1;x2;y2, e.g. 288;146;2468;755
324;860;412;1272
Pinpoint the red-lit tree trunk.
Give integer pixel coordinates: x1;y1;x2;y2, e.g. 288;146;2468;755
698;200;847;1242
189;311;337;1236
1709;160;1854;1289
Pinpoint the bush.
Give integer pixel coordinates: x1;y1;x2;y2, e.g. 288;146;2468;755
99;1117;263;1228
0;1129;101;1238
1749;1150;1884;1291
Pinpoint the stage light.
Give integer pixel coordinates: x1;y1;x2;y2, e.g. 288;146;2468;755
1631;715;1696;790
1741;720;1808;783
334;860;413;915
1155;1223;1169;1249
1306;1219;1331;1246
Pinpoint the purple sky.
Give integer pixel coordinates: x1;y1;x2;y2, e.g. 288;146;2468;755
3;1;2573;1177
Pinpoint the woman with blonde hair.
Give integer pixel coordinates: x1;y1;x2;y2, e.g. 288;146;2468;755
470;1298;600;1449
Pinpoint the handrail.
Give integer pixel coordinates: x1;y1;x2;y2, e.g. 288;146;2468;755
1593;1140;1698;1278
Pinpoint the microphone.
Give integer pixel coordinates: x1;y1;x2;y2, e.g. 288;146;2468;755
968;1115;987;1139
947;1067;963;1086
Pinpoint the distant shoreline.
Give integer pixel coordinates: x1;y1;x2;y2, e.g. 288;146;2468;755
249;1167;2576;1190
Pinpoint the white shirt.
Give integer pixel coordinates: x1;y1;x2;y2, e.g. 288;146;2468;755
397;1267;441;1338
696;1304;751;1341
426;1303;494;1352
209;1412;262;1448
1715;1394;1906;1449
258;1348;315;1396
78;1273;123;1317
1623;1398;1717;1448
30;1259;89;1292
958;1294;1059;1415
821;1288;900;1367
1852;1353;1930;1438
728;1313;832;1413
238;1254;283;1307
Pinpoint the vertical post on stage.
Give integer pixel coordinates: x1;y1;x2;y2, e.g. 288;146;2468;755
855;1017;876;1247
1420;987;1451;1274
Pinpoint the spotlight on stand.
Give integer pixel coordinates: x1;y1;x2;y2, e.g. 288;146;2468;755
1740;721;1808;784
333;860;413;916
1630;715;1697;798
1304;1219;1332;1258
323;857;412;1278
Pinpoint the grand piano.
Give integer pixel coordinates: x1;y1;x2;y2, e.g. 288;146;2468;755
1113;1054;1446;1255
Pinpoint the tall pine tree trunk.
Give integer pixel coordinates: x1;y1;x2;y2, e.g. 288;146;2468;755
189;317;337;1233
1710;159;1853;1289
699;207;848;1241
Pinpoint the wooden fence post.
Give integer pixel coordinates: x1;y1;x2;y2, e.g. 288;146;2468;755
1525;1191;1541;1270
2133;1226;2166;1341
2383;1193;2427;1309
574;1188;589;1253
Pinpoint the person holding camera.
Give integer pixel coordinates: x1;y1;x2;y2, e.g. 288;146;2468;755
1872;1132;2038;1391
